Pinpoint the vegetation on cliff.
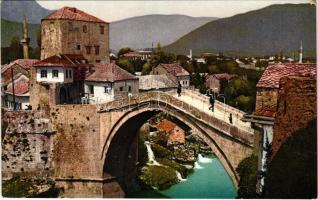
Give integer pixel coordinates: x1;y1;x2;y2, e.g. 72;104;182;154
236;154;258;198
264;119;317;198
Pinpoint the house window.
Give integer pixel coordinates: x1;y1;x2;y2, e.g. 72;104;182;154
69;70;72;78
89;85;94;94
83;25;87;33
76;45;81;50
65;70;69;78
100;26;104;34
86;46;91;54
41;70;47;78
104;86;111;94
52;70;59;78
96;60;101;63
119;87;123;91
68;22;73;31
94;45;100;55
128;86;132;92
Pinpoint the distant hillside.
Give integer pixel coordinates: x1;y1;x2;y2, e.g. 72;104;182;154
1;19;40;48
110;15;217;50
164;4;316;57
1;0;52;24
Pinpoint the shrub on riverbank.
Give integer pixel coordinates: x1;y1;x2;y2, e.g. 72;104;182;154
139;165;178;190
157;158;188;178
151;143;173;158
236;154;258;198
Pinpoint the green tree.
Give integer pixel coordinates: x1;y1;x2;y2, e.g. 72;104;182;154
149;43;176;69
236;155;258;198
1;36;23;64
116;58;134;74
117;47;133;57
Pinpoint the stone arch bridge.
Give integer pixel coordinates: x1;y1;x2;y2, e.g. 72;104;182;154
50;91;255;197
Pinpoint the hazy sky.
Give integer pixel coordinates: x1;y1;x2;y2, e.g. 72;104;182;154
37;0;309;22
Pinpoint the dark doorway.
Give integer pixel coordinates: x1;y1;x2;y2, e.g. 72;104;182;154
59;87;67;104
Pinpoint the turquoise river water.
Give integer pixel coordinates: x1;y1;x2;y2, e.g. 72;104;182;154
130;154;237;198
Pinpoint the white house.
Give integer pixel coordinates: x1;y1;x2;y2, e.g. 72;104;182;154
150;63;190;87
4;74;30;110
84;63;139;104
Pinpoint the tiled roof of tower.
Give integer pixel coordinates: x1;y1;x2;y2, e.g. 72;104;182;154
157;63;190;77
43;7;107;23
33;54;88;68
85;63;138;82
2;59;39;73
257;63;316;89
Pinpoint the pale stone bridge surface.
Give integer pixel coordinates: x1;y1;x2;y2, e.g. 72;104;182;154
50;90;255;197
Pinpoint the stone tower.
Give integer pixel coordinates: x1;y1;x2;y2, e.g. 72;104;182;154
21;15;30;59
40;7;110;64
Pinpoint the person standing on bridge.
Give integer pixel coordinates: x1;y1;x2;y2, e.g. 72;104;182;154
177;82;182;97
209;94;215;112
229;113;233;124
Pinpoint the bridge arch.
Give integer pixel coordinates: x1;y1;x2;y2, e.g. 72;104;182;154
100;100;243;190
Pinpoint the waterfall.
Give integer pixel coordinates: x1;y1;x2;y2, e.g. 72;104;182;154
194;162;203;169
144;141;161;166
176;171;187;182
198;154;213;164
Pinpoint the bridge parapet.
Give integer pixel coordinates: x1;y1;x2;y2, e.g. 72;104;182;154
97;91;254;145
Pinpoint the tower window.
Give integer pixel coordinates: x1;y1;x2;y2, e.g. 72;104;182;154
86;46;91;54
68;22;73;31
94;45;100;55
100;25;104;34
83;25;87;33
76;45;81;50
128;86;132;92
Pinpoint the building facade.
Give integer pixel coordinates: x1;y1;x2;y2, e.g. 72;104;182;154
151;63;190;87
41;7;110;64
84;63;139;104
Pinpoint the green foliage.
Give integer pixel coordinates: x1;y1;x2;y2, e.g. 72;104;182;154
139;165;178;190
1;36;23;64
157;158;188;178
116;58;134;74
151;143;173;159
147;43;176;72
2;178;34;197
235;95;255;112
142;62;152;75
117;47;133;57
236;154;258;198
149;131;168;147
264;119;317;198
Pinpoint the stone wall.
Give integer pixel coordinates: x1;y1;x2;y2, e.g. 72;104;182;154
29;67;50;111
255;88;279;117
41;19;110;64
2;111;55;179
271;76;317;157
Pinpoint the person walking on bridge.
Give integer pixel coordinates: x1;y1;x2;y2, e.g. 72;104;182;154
209;94;215;112
177;82;182;97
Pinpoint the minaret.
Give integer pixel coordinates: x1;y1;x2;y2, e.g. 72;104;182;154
188;49;193;60
21;15;30;59
299;41;303;63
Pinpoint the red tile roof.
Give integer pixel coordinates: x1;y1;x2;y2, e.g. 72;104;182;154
2;59;39;73
43;7;107;23
123;51;142;58
156;119;176;133
85;63;138;82
157;63;190;77
257;63;316;89
206;73;232;81
34;54;88;68
6;78;29;96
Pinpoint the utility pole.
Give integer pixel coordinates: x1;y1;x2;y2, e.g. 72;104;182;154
10;67;16;110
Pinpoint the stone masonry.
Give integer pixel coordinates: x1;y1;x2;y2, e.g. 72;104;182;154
271;76;317;157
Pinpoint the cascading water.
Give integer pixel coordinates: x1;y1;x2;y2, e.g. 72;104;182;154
198;154;213;163
176;171;187;182
144;141;161;166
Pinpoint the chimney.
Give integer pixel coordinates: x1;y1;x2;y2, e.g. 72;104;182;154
21;15;30;59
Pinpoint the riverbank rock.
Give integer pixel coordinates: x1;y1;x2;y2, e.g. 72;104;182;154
139;165;178;190
157;158;188;178
173;146;196;163
2;177;61;197
151;143;173;159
